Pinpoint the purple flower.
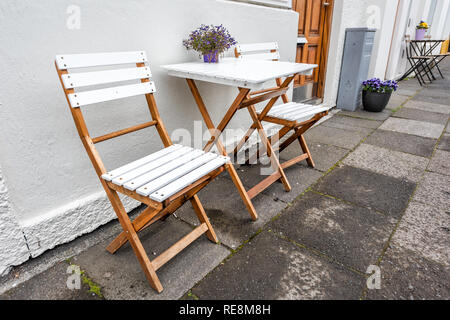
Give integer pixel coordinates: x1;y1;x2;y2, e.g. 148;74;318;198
362;78;398;93
183;24;237;55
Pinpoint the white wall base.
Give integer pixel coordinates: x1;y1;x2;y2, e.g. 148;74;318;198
20;192;140;259
0;168;30;276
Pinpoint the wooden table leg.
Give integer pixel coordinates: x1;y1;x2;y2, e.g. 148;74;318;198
186;79;258;221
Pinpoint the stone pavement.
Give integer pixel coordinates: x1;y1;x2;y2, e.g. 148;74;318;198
1;62;449;300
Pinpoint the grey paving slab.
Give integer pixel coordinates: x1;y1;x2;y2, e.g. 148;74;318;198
314;166;416;218
269;192;396;273
365;130;437;158
398;79;422;90
379;118;445;139
428;149;450;176
0;206;145;296
386;94;410;110
404;100;450;115
411;94;450;106
427;79;450;91
447;125;450;134
191;231;365;300
0;262;101;300
419;87;450;99
339;108;393;121
343;144;429;183
413;172;450;210
393;107;449;125
177;175;286;249
392;201;449;267
393;88;419;98
366;244;450;300
438;134;450;151
280;141;349;172
322;114;383;130
72;216;230;300
304;125;369;150
233;163;322;204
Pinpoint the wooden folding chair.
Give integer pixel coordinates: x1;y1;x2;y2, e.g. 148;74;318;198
55;51;229;293
233;42;330;181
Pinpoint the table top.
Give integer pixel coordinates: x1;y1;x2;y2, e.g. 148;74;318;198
162;59;317;90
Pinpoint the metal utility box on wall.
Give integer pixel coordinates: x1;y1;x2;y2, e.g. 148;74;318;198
337;28;376;111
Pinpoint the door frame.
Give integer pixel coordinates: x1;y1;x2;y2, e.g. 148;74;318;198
292;0;334;99
316;0;334;98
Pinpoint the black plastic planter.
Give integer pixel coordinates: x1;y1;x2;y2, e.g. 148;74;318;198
362;90;392;113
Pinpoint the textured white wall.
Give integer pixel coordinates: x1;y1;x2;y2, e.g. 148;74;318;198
323;0;372;106
0;0;298;268
369;0;399;79
0;167;29;275
323;0;402;106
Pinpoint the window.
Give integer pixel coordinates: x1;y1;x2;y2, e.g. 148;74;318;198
229;0;292;9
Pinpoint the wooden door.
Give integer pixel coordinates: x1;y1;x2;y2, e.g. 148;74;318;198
292;0;333;98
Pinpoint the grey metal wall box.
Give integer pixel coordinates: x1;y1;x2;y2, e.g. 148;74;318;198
337;28;376;111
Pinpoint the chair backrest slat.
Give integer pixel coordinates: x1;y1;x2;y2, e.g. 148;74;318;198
56;51;148;69
68;81;156;108
239;52;280;61
235;42;280;61
441;40;449;54
236;42;279;54
62;66;152;89
56;50;172;155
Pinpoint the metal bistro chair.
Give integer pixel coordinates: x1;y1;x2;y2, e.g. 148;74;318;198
55;51;230;293
405;36;435;85
233;42;330;180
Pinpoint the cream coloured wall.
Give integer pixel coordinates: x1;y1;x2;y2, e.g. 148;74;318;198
0;0;298;271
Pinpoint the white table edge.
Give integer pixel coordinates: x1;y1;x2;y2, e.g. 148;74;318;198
161;63;318;90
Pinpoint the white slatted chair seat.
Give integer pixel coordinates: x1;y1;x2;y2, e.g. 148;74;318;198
257;103;330;123
101;144;229;202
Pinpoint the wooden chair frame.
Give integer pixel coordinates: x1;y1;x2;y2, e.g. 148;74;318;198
55;51;224;293
232;43;328;199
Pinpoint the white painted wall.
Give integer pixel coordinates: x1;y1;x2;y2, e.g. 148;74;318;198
0;167;29;275
430;0;450;41
323;0;398;106
368;0;399;79
385;0;450;80
385;0;411;80
0;0;298;270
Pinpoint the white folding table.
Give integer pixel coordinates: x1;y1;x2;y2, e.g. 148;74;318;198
162;59;317;220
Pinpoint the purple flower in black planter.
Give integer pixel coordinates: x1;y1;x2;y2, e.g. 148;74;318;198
361;78;399;113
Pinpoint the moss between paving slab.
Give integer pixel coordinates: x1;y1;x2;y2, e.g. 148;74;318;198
390;88;423;113
359;89;443;300
66;259;103;299
183;96;432;300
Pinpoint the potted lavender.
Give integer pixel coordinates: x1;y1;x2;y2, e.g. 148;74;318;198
362;78;398;112
183;24;237;63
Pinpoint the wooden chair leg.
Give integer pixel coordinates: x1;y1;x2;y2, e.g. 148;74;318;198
246;126;292;165
105;186;163;293
297;131;315;168
248;106;291;192
232;126;256;157
190;195;218;243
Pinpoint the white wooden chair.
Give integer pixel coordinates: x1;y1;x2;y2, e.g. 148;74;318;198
55;51;229;293
234;42;330;169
